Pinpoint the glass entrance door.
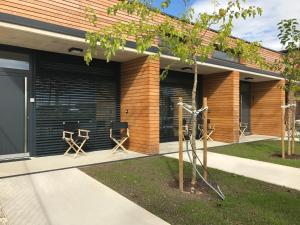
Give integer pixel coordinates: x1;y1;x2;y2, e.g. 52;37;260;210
0;71;27;156
240;82;251;133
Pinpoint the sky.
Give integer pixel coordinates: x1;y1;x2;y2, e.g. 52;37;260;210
153;0;300;51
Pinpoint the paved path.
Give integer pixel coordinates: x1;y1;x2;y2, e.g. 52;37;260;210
0;150;145;178
0;169;169;225
166;150;300;191
159;135;277;154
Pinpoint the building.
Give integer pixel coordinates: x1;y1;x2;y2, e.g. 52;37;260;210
0;0;285;158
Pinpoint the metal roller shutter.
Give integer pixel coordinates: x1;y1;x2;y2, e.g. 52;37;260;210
35;53;120;156
160;71;200;142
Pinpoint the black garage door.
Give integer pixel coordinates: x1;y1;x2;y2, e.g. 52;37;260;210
35;53;120;156
160;71;200;142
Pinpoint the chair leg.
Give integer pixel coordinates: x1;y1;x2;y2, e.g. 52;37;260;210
240;127;247;137
112;144;121;154
112;137;128;154
64;140;78;155
207;135;214;141
112;143;127;154
112;143;120;153
200;129;214;141
64;146;72;155
119;142;128;153
72;140;88;158
111;137;121;154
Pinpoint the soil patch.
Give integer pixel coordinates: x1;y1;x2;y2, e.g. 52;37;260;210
168;178;214;197
272;153;300;160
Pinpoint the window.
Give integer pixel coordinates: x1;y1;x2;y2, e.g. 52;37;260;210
212;50;240;63
0;51;30;70
212;44;240;63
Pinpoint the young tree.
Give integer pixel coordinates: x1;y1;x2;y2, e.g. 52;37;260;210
276;18;300;157
84;0;267;192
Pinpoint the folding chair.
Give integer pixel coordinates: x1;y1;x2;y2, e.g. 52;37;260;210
62;121;90;158
110;122;129;154
200;121;215;141
239;122;248;137
207;124;215;141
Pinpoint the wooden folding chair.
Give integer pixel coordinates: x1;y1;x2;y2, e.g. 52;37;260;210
62;121;90;158
200;123;215;141
207;124;215;141
239;122;248;137
110;122;129;154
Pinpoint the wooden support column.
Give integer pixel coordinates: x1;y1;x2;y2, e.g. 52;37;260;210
203;71;240;143
120;56;160;154
251;80;285;137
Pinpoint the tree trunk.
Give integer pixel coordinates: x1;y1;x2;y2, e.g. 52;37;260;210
281;106;285;159
190;58;198;193
202;97;208;180
178;97;184;192
287;90;294;156
293;100;297;155
292;101;296;155
288;107;291;156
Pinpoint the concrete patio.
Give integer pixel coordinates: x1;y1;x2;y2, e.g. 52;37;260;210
0;150;146;179
0;134;279;179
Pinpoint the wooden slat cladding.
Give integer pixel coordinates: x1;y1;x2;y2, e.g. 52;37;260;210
1;0;281;70
120;56;160;154
251;80;285;137
203;71;240;143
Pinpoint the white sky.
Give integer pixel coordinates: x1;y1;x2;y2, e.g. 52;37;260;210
191;0;300;51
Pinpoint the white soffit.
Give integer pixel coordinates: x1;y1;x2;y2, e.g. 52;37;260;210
0;22;145;62
159;53;283;82
0;21;284;81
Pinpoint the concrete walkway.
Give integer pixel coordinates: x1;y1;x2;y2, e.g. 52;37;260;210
0;168;169;225
166;150;300;191
0;150;145;178
238;134;278;143
159;134;277;154
160;140;230;154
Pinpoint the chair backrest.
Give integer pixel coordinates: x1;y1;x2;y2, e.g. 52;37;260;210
110;121;128;131
63;121;79;132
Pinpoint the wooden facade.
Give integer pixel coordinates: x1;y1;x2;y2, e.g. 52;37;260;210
203;71;240;143
251;80;285;136
0;0;286;155
0;0;282;69
121;56;160;154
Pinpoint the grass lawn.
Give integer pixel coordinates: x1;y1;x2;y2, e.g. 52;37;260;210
209;140;300;168
81;156;300;225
